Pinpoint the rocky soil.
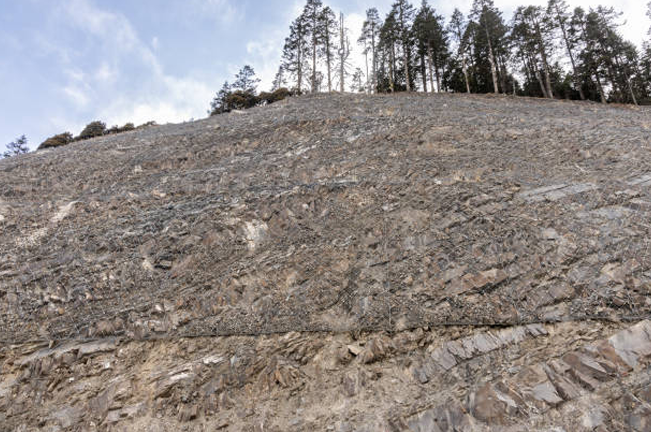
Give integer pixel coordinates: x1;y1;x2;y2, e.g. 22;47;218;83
1;93;651;431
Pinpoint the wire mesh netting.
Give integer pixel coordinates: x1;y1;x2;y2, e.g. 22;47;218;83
1;93;650;346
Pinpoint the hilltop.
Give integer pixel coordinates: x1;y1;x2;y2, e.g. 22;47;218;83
1;93;651;431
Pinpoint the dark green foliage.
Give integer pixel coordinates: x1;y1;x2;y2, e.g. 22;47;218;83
267;0;649;105
107;123;136;135
210;81;232;116
233;65;261;94
259;88;292;104
38;132;73;150
77;121;106;141
282;14;310;94
3;135;29;158
224;91;260;111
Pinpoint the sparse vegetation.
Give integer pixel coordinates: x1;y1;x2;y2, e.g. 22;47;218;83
107;123;136;135
209;66;291;116
3;135;29;158
38;132;73;150
76;121;107;141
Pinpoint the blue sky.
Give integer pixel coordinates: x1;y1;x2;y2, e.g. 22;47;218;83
0;0;647;150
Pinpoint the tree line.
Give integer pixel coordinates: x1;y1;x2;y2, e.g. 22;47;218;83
1;121;159;159
273;0;651;105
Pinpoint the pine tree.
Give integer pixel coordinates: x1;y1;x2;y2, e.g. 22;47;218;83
360;8;382;93
319;6;338;92
302;0;324;93
511;6;555;99
390;0;416;92
414;1;448;93
449;9;472;93
282;14;309;93
351;68;365;93
3;135;28;158
548;0;585;100
471;0;501;93
233;65;261;93
209;81;232;115
272;66;287;91
379;11;399;92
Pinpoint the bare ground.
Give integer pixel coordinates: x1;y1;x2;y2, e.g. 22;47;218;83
1;93;651;431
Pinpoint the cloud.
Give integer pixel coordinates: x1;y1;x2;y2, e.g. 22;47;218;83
62;85;90;107
95;62;118;84
189;0;242;25
46;0;222;130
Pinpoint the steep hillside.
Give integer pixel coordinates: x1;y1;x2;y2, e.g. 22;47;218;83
1;93;651;431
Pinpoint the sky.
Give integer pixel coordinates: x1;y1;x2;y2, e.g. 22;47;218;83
0;0;648;150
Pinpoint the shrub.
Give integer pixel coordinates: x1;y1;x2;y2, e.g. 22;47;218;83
137;121;157;129
225;90;260;111
259;87;291;105
38;132;73;150
107;123;136;135
77;121;107;141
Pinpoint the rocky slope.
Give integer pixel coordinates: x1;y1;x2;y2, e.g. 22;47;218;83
1;93;651;431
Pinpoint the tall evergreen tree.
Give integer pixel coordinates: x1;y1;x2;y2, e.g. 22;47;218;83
282;14;309;93
414;1;448;93
319;6;338;92
209;81;232;115
390;0;416;91
379;11;400;92
302;0;324;93
449;9;472;93
233;65;260;93
360;8;382;93
548;0;585;100
471;0;502;93
272;66;287;91
511;6;555;99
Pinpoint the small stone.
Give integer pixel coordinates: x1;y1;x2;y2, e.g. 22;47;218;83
347;345;362;356
157;260;173;270
178;405;198;422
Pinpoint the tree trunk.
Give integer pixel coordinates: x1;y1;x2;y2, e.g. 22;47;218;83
420;52;427;92
595;72;606;104
371;25;377;93
484;23;500;94
340;13;345;93
325;28;332;92
434;58;441;93
554;5;585;100
533;18;554;99
427;45;435;93
615;55;638;105
462;56;471;93
399;3;411;91
312;14;317;93
297;27;303;93
498;53;508;96
390;42;396;92
535;69;549;99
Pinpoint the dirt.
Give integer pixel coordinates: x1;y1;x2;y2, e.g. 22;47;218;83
1;93;651;431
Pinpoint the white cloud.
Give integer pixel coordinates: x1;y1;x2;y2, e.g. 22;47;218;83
48;0;224;130
152;36;159;51
95;62;118;84
62;85;90;107
190;0;242;25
